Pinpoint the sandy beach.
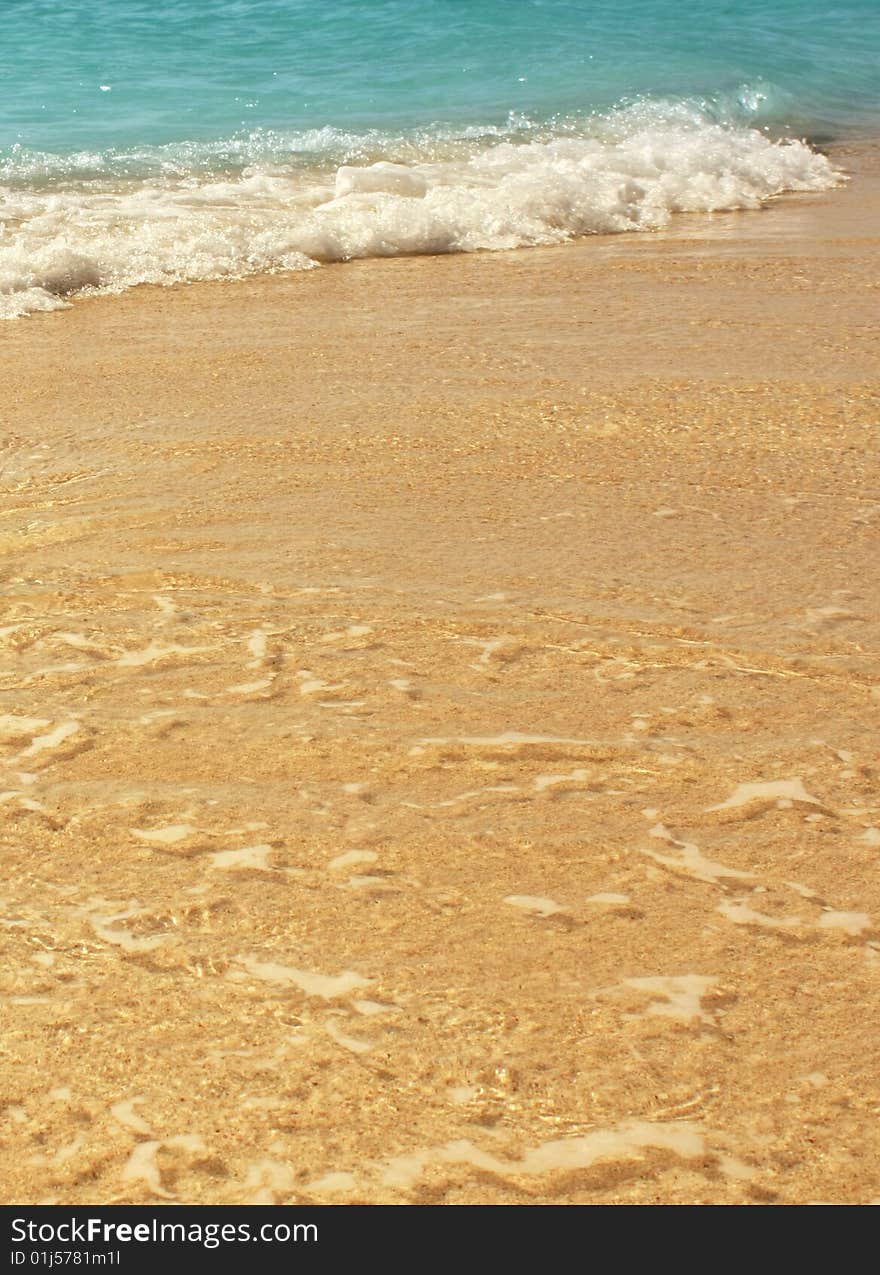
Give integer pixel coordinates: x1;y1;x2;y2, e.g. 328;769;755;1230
1;141;878;1204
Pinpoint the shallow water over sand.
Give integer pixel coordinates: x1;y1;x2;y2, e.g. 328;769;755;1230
0;151;878;1203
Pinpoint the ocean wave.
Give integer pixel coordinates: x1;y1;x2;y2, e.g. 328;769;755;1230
0;105;839;319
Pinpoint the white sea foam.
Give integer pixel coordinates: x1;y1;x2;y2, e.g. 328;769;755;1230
0;111;838;318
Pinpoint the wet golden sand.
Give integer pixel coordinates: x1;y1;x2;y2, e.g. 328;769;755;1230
1;142;878;1205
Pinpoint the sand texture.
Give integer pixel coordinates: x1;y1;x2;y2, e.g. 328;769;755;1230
0;143;878;1204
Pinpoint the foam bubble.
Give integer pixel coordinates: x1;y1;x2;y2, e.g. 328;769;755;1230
1;108;838;318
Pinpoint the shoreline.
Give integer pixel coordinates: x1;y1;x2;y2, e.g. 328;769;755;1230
1;136;878;1205
0;128;865;324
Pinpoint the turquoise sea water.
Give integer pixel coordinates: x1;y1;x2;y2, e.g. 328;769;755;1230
1;1;878;315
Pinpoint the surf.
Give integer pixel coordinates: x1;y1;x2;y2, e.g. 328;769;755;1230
0;106;840;318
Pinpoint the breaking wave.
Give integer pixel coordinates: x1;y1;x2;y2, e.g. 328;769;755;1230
0;101;840;319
